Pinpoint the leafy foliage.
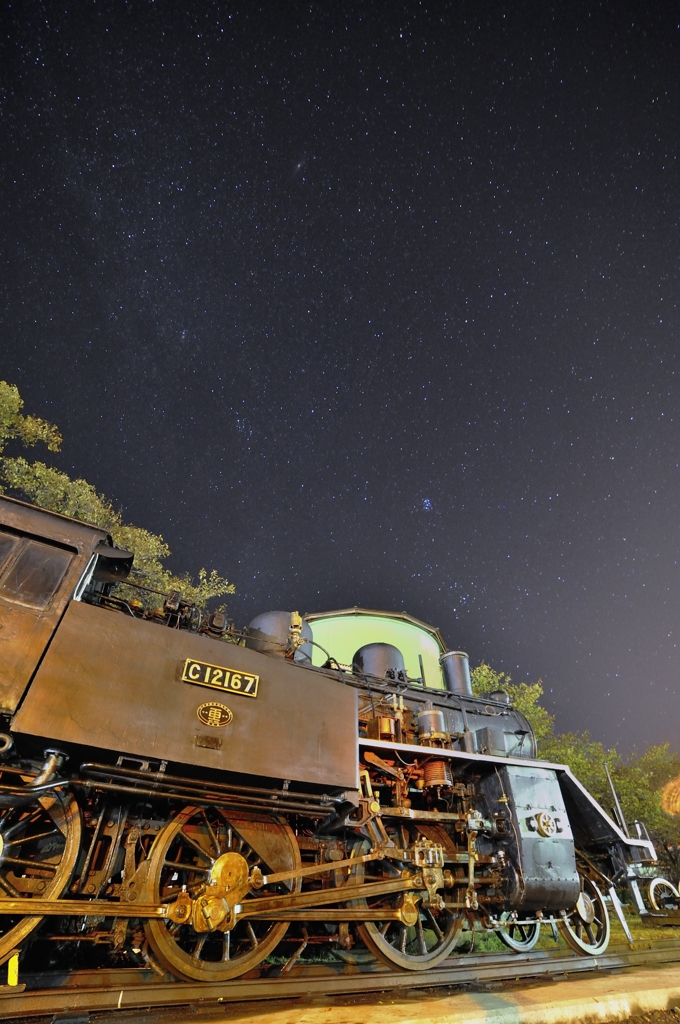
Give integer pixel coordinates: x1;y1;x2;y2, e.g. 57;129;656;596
0;381;62;455
0;383;234;610
471;662;680;848
471;663;555;745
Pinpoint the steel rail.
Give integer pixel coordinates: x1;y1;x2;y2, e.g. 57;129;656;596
1;940;680;1020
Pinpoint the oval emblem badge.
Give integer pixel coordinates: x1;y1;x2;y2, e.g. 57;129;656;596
197;702;233;728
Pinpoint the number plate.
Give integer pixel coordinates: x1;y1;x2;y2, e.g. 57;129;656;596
182;659;259;698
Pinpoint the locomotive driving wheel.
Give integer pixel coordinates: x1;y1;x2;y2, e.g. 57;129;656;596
347;834;462;971
558;873;610;955
0;787;82;962
497;912;541;952
143;806;300;982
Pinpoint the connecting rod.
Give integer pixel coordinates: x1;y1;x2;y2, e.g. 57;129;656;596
0;876;422;923
251;848;386;887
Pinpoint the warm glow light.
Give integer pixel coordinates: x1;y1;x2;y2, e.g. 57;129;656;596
661;777;680;816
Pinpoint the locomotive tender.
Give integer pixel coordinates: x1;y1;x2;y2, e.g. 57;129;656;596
0;494;661;982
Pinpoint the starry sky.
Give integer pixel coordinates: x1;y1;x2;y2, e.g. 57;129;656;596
1;1;679;753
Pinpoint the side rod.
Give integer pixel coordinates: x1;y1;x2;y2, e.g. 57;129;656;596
0;877;419;921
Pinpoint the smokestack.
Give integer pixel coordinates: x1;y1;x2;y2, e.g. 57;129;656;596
439;651;472;696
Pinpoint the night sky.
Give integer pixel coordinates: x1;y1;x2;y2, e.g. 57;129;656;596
2;2;679;753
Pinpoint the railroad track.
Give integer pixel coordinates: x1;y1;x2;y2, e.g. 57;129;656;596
1;939;680;1022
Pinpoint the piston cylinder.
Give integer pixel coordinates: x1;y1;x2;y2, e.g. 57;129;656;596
440;650;472;696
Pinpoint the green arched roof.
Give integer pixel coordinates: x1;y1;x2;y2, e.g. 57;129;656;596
304;607;449;690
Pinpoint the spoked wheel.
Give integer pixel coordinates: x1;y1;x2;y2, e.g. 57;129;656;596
0;787;82;961
348;834;462;971
649;877;680;912
497;912;541;952
329;858;377;966
144;806;300;981
558;874;610;955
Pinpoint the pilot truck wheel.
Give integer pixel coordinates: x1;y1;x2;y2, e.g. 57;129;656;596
558;873;610;955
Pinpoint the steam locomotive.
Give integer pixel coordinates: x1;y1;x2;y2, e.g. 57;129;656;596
0;493;665;983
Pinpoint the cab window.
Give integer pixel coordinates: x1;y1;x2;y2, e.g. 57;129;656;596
0;538;73;609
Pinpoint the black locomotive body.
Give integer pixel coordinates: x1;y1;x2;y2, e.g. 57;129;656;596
0;495;662;983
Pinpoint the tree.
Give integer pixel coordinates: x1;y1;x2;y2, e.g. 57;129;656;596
471;663;555;745
0;381;62;454
0;382;234;610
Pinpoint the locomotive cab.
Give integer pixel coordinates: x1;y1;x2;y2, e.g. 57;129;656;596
0;497;111;714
